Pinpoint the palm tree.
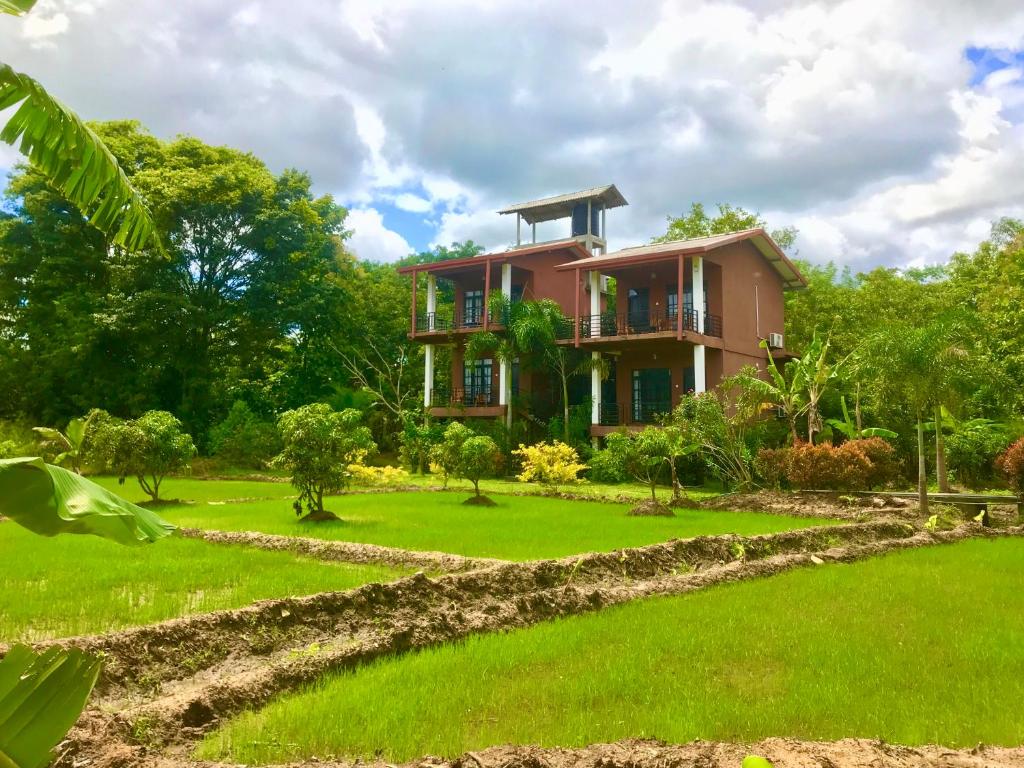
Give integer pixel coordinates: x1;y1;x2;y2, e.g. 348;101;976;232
863;315;972;514
1;4;155;249
732;340;808;444
465;296;606;441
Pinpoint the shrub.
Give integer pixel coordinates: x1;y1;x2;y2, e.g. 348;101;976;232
754;448;790;489
273;404;376;520
0;420;37;459
209;401;281;469
947;425;1011;488
513;441;587;489
398;417;443;475
92;410;196;501
457;435;502;501
587;447;629;484
608;428;672;505
849;437;899;489
347;463;410;488
429;422;474;489
785;441;871;491
996;438;1024;496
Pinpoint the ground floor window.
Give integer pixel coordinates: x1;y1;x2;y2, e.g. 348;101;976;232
631;368;670;423
683;365;695;393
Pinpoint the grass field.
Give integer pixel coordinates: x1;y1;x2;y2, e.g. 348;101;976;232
118;480;831;560
0;521;405;642
198;537;1024;763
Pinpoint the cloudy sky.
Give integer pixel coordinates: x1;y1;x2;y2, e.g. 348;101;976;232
2;0;1024;269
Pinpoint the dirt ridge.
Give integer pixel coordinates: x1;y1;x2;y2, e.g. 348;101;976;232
177;527;505;572
51;522;1024;768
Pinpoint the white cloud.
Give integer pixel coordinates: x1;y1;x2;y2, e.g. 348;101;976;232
2;0;1024;267
345;208;413;263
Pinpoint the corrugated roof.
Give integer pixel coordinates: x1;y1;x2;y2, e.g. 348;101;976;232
497;184;628;224
396;239;591;275
554;228;807;289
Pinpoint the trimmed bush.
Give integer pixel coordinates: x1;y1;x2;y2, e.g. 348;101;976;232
785;442;870;491
754;448;790;489
91;410;196;501
996;438;1024;496
513;441;587;489
347;463;410;488
849;437;899;489
458;435;502;503
587;447;629;484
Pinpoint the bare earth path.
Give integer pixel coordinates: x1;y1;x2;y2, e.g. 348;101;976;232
30;516;1023;768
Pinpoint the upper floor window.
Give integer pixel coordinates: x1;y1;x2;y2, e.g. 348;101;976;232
463;289;483;326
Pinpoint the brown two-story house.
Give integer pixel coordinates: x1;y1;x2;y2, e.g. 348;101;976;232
397;185;805;439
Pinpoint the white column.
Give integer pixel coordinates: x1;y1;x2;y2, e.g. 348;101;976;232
499;263;512;406
589;270;601;337
693;344;706;394
426;274;437;330
423;344;435;407
591;351;601;425
692;256;705;334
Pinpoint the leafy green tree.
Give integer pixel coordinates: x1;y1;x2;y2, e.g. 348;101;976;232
606;428;672;505
208;401;281;469
655;202;797;251
456;434;502;502
31;412;104;474
671;383;761;490
92;411;196;502
731;341;807;444
273;404;375;521
429;422;474;488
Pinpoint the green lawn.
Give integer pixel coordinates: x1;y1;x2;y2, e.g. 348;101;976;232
198;537;1024;763
151;487;829;561
91;475;297;504
0;521;405;642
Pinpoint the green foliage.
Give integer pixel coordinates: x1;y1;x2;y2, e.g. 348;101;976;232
587;446;630;484
0;1;38;15
513;441;587;488
654;202;797;251
91;410;196;501
398;416;443;474
0;419;36;459
758;439;898;491
273;404;375;517
457;435;502;498
0;66;155;250
671;387;758;490
429;422;475;489
0;456;175;544
31;410;106;474
606;428;671;502
208;401;281;469
0;644;101;768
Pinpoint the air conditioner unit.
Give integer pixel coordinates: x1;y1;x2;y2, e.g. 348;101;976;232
600;275;611;293
767;332;784;350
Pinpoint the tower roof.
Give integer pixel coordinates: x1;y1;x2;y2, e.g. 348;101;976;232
497;184;628;225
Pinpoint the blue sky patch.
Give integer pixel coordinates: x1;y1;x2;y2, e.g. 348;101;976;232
965;46;1024;86
371;199;437;252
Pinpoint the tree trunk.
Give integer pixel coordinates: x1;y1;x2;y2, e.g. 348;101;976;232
934;404;950;492
562;375;570;443
650;477;658;503
152;476;161;502
854;383;863;436
807;405;816;445
916;412;929;516
316;488;324;515
670;459;681;503
788;415;799;446
473;479;480;498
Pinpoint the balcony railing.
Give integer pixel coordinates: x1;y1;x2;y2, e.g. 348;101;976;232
430;387;497;408
568;308;722;339
598;402;622;426
417;308;722;338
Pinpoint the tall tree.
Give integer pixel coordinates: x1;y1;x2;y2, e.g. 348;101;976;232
655;202;797;251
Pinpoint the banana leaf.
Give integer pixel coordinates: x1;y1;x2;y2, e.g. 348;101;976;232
0;457;175;545
0;644;100;768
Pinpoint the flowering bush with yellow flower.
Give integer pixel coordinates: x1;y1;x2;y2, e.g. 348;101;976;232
513;441;587;489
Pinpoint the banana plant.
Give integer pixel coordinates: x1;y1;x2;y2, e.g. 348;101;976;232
32;415;94;475
827;396;897;440
0;458;175;767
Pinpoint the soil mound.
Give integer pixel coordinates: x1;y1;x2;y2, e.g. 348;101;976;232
463;495;497;507
298;509;341;522
627;499;675;517
703;490;915;520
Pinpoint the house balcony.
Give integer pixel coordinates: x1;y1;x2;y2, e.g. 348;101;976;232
413;310;508;336
590;400;673;436
427;387;505;418
556;308;723;344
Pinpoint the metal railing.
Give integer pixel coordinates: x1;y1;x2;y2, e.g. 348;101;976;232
598;402;622;426
631;400;671;424
430;387;497;408
568;308;722;338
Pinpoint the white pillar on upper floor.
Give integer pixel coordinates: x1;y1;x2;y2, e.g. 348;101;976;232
426;274;437;330
423;344;435;408
693;344;706;394
589;270;601;336
499;263;512;407
692;256;705;334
